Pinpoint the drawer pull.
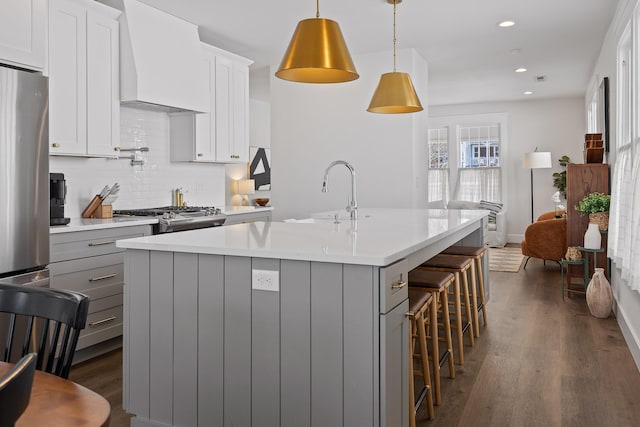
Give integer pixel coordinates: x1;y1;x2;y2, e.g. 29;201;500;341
89;273;117;282
89;316;117;327
391;280;407;290
88;240;116;247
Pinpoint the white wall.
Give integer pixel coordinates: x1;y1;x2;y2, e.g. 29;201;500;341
50;107;226;217
587;0;640;370
270;48;429;220
430;97;585;243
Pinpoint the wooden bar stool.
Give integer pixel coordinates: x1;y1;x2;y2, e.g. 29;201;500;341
418;255;475;361
408;269;456;405
442;246;488;335
406;288;435;424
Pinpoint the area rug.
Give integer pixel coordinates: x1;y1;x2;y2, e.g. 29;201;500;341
489;247;525;273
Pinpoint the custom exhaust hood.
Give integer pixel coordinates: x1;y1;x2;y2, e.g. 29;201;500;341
102;0;209;113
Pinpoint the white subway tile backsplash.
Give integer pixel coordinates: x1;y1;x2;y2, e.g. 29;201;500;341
50;107;226;217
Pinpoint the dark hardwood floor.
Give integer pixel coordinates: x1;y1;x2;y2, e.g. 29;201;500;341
68;257;640;427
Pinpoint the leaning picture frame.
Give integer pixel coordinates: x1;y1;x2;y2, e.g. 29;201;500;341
249;147;271;191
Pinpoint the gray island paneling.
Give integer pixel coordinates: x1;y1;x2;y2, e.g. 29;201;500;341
117;208;488;427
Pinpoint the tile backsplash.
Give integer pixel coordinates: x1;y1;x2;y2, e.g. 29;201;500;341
50;107;226;218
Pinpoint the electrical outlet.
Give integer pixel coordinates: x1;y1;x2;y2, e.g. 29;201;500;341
252;269;279;292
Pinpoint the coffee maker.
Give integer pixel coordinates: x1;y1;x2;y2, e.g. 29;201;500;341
50;173;70;225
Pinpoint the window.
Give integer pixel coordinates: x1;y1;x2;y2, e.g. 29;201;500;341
454;124;502;202
609;12;640;293
427;127;450;204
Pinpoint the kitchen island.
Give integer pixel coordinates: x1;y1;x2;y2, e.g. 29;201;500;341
117;208;488;427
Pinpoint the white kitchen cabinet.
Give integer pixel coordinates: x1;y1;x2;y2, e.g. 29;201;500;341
170;43;252;163
0;0;46;71
49;0;120;157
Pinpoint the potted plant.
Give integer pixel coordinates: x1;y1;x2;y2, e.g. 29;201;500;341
575;192;611;230
552;155;571;199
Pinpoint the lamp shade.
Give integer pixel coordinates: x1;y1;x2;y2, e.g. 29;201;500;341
523;151;552;169
275;18;359;83
238;179;255;195
367;72;423;114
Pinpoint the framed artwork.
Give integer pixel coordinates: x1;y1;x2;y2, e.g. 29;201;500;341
249;147;271;191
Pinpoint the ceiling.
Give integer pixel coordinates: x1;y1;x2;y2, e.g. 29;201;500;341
135;0;618;106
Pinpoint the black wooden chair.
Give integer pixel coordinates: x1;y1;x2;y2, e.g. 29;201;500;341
0;352;37;427
0;283;89;379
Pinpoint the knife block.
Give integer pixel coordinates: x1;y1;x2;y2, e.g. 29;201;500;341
92;204;113;219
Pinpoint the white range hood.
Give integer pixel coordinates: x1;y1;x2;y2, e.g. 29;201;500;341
102;0;208;113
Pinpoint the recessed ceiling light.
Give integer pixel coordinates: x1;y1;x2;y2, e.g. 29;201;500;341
515;68;527;73
498;20;515;28
523;91;533;95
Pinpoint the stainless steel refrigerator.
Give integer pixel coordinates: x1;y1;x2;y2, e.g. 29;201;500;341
0;64;49;288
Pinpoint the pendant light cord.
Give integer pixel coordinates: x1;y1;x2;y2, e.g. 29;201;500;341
393;0;397;72
316;0;320;18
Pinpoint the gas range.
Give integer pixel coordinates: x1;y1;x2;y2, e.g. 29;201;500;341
113;206;226;233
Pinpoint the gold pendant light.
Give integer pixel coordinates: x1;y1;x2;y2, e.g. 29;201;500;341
275;0;359;83
367;0;423;114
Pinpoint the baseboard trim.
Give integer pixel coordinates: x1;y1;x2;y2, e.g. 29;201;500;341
615;301;640;372
508;233;524;244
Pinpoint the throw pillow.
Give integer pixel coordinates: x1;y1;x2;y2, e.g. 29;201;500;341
479;200;503;224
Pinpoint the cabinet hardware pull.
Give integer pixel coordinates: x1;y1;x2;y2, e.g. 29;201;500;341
197;153;204;157
89;316;117;327
89;273;117;282
52;143;60;148
391;280;407;289
88;240;116;247
114;147;121;151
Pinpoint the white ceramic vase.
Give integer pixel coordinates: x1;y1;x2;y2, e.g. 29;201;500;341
586;268;613;318
583;222;601;249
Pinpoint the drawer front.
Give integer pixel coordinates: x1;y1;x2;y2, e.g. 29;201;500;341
49;253;123;301
380;258;409;314
77;305;123;350
51;225;151;262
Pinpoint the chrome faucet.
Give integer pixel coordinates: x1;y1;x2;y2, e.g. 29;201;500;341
322;160;358;221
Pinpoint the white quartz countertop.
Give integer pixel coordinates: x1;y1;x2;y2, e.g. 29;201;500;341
117;208;487;266
223;206;274;215
50;217;158;234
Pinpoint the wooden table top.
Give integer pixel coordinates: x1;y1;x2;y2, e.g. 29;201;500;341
0;361;111;427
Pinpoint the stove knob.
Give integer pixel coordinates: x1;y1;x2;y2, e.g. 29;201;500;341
214;208;221;215
162;212;176;220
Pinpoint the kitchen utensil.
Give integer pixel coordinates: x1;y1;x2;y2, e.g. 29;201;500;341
81;195;103;218
82;184;114;218
102;195;118;205
98;185;110;199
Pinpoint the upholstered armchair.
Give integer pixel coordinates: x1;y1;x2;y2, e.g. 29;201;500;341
521;211;567;267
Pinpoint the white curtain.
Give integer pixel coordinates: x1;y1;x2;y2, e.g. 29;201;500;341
609;145;640;292
454;167;501;202
427;169;450;204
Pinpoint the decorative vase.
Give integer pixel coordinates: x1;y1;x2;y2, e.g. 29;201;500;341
586;268;613;318
583;223;601;249
589;211;609;231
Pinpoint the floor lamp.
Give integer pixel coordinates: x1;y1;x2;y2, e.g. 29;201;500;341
523;151;552;223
